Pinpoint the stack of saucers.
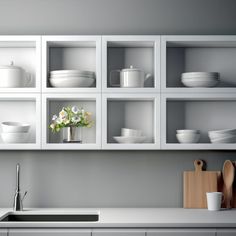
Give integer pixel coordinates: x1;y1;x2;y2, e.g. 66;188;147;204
208;129;236;143
176;129;200;143
181;72;220;87
49;70;96;88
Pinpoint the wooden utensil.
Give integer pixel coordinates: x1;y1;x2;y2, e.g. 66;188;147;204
183;159;222;208
232;161;236;208
223;160;235;209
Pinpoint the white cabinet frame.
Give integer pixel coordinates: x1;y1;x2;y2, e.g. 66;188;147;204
0;35;41;93
102;93;160;150
102;35;161;93
161;35;236;93
0;93;41;150
161;93;236;150
42;93;101;150
42;35;102;93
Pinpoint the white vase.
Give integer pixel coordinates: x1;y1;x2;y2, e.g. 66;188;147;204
63;126;82;143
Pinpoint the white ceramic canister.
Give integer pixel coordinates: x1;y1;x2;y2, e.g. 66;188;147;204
0;61;31;88
110;65;152;88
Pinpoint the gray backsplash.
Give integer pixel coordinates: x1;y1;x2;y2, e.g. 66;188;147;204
0;0;236;208
0;151;234;208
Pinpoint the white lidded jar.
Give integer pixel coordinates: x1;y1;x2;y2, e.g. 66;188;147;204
110;65;152;88
0;61;31;88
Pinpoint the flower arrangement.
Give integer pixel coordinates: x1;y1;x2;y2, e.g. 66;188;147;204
49;106;93;132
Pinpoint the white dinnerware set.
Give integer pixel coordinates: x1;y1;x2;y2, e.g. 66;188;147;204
181;72;220;88
176;128;236;144
208;129;236;144
1;122;30;143
113;128;146;143
49;70;96;88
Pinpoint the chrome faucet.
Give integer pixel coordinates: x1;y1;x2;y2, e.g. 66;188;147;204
13;164;27;211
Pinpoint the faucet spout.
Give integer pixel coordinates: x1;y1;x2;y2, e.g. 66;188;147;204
13;164;26;211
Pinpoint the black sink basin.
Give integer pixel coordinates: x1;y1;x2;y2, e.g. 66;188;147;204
1;214;99;222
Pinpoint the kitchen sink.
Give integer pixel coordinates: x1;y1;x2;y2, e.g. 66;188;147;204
0;214;99;222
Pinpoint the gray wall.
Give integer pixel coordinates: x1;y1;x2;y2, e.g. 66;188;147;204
0;0;236;208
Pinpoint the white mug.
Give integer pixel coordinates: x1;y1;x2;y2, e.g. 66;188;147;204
206;192;223;211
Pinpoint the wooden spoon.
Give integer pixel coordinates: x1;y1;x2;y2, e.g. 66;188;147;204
223;160;235;209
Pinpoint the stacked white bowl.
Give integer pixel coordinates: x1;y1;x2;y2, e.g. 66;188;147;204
181;72;220;87
176;129;200;143
1;122;30;143
113;128;146;143
208;129;236;143
49;70;96;88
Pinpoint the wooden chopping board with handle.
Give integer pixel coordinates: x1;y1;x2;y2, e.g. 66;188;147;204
183;159;222;208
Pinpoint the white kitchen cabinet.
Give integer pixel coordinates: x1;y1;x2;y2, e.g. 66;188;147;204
161;35;236;93
93;229;145;236
42;93;101;150
42;35;101;93
102;35;160;93
0;36;41;93
8;229;91;236
217;229;236;236
161;93;236;150
147;229;215;236
0;94;41;149
102;93;160;149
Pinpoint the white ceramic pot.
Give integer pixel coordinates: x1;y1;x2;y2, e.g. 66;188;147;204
110;65;152;88
0;61;31;88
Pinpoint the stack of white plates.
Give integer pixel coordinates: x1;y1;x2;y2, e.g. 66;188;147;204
49;70;96;88
181;72;220;87
208;129;236;143
176;129;200;143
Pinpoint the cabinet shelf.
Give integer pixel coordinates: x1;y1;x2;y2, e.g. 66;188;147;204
102;36;160;93
42;36;101;93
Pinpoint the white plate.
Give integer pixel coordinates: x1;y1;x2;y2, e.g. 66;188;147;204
210;135;236;144
181;72;219;79
50;76;95;88
208;129;236;136
50;70;95;78
113;136;146;144
181;78;219;87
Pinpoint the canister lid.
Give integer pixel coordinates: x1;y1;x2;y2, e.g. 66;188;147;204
0;61;22;70
121;65;142;72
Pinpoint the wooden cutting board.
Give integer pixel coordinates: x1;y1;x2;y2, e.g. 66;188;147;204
183;159;222;208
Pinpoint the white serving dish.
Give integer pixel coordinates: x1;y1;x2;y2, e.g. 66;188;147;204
181;72;219;79
50;76;95;88
181;78;219;87
208;132;236;140
1;122;30;133
121;128;142;137
210;135;236;144
113;136;146;144
1;132;29;143
0;61;31;88
176;133;200;143
176;129;200;134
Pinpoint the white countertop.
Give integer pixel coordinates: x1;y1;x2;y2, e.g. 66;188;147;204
0;208;236;228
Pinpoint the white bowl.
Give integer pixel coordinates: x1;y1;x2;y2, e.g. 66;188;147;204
176;133;200;143
50;76;95;88
121;128;142;137
1;132;29;143
181;78;219;87
1;122;30;133
113;136;146;144
210;135;236;144
176;129;200;134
